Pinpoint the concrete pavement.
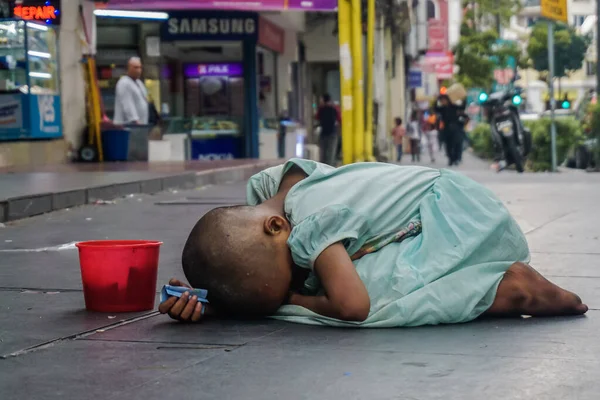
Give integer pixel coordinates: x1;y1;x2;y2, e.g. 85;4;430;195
0;160;279;222
0;153;599;399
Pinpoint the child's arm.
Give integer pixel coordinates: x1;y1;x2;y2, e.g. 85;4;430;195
288;243;370;322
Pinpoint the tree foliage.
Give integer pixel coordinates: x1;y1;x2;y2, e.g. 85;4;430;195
527;22;591;79
454;28;497;88
463;0;521;32
454;0;523;89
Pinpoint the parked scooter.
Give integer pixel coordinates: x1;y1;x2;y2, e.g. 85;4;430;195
479;88;532;173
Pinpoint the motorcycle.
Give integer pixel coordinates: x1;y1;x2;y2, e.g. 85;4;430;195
480;88;532;173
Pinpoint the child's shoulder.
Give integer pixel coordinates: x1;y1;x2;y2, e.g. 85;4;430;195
247;159;334;205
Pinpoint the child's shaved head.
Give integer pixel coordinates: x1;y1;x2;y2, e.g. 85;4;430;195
182;206;292;317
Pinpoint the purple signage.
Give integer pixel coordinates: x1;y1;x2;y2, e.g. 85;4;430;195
107;0;337;11
287;0;338;10
184;63;243;78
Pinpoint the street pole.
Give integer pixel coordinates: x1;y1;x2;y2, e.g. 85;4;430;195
365;0;375;161
350;0;365;162
597;0;600;94
548;21;558;172
338;0;354;165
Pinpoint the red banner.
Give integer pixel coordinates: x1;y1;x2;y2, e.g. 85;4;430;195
427;19;448;53
420;53;454;80
258;16;285;53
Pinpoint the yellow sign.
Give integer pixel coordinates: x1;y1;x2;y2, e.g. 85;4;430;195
541;0;568;23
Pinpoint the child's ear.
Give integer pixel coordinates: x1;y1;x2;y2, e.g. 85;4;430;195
264;216;288;236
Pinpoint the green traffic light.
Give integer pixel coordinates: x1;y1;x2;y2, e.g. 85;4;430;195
561;100;570;109
478;92;488;103
512;95;522;106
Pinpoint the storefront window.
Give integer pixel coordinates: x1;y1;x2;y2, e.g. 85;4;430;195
257;47;277;119
26;22;59;94
0;20;58;94
183;63;245;118
0;20;26;93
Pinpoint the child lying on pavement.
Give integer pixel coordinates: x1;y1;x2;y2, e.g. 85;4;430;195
159;159;588;327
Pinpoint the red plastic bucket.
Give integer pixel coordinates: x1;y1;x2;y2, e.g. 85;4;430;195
76;240;162;312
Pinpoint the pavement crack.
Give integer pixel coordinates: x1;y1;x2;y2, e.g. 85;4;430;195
524;211;577;236
79;338;245;348
0;312;158;360
0;286;82;293
543;275;600;279
531;251;600;255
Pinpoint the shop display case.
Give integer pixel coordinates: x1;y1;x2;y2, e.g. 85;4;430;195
0;20;61;140
163;116;244;160
188;116;242;160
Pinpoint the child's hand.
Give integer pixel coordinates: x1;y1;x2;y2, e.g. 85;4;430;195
158;278;204;323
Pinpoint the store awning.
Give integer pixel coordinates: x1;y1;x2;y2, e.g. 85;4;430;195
104;0;338;11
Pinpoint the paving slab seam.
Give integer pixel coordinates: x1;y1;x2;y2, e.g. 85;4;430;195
541;275;600;279
0;311;159;360
531;251;600;255
102;350;232;400
0;287;82;293
78;338;244;348
96;327;285;400
240;342;597;362
524;210;577;236
0;161;279;222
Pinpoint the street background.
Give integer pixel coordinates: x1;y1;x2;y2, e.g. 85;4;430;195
1;151;599;399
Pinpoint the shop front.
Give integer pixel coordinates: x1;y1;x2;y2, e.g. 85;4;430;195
161;11;286;160
0;1;62;141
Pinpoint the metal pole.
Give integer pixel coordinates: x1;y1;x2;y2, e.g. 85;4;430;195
365;0;375;161
548;21;558;172
338;0;354;165
597;0;600;94
351;0;365;162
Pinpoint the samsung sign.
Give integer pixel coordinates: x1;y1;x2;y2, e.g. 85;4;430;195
162;12;258;41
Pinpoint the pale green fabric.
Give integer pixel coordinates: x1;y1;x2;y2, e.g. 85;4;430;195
246;159;530;327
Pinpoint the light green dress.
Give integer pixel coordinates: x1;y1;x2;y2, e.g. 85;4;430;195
246;159;530;327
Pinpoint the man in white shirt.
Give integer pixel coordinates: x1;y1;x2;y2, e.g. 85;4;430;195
113;57;149;125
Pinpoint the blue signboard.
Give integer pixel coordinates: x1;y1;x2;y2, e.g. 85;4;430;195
29;94;62;138
408;70;423;89
0;93;26;140
0;94;23;130
161;11;259;41
490;39;517;93
190;136;243;160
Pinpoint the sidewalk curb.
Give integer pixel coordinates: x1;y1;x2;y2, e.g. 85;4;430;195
0;161;279;223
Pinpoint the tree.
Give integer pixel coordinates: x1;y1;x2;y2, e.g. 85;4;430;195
465;0;521;33
527;22;591;88
454;28;497;88
454;0;523;89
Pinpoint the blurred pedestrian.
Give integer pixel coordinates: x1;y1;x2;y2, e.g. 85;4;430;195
408;111;421;163
114;57;149;126
423;110;437;163
457;111;470;164
435;94;466;166
334;101;342;162
391;117;405;162
315;93;340;166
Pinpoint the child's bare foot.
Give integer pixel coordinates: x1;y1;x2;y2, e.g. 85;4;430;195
485;262;588;317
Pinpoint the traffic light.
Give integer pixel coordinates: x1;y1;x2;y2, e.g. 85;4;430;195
478;92;488;103
512;94;523;106
561;99;571;109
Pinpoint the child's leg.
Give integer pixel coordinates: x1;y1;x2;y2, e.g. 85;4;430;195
484;262;588;317
411;139;419;161
427;132;435;162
